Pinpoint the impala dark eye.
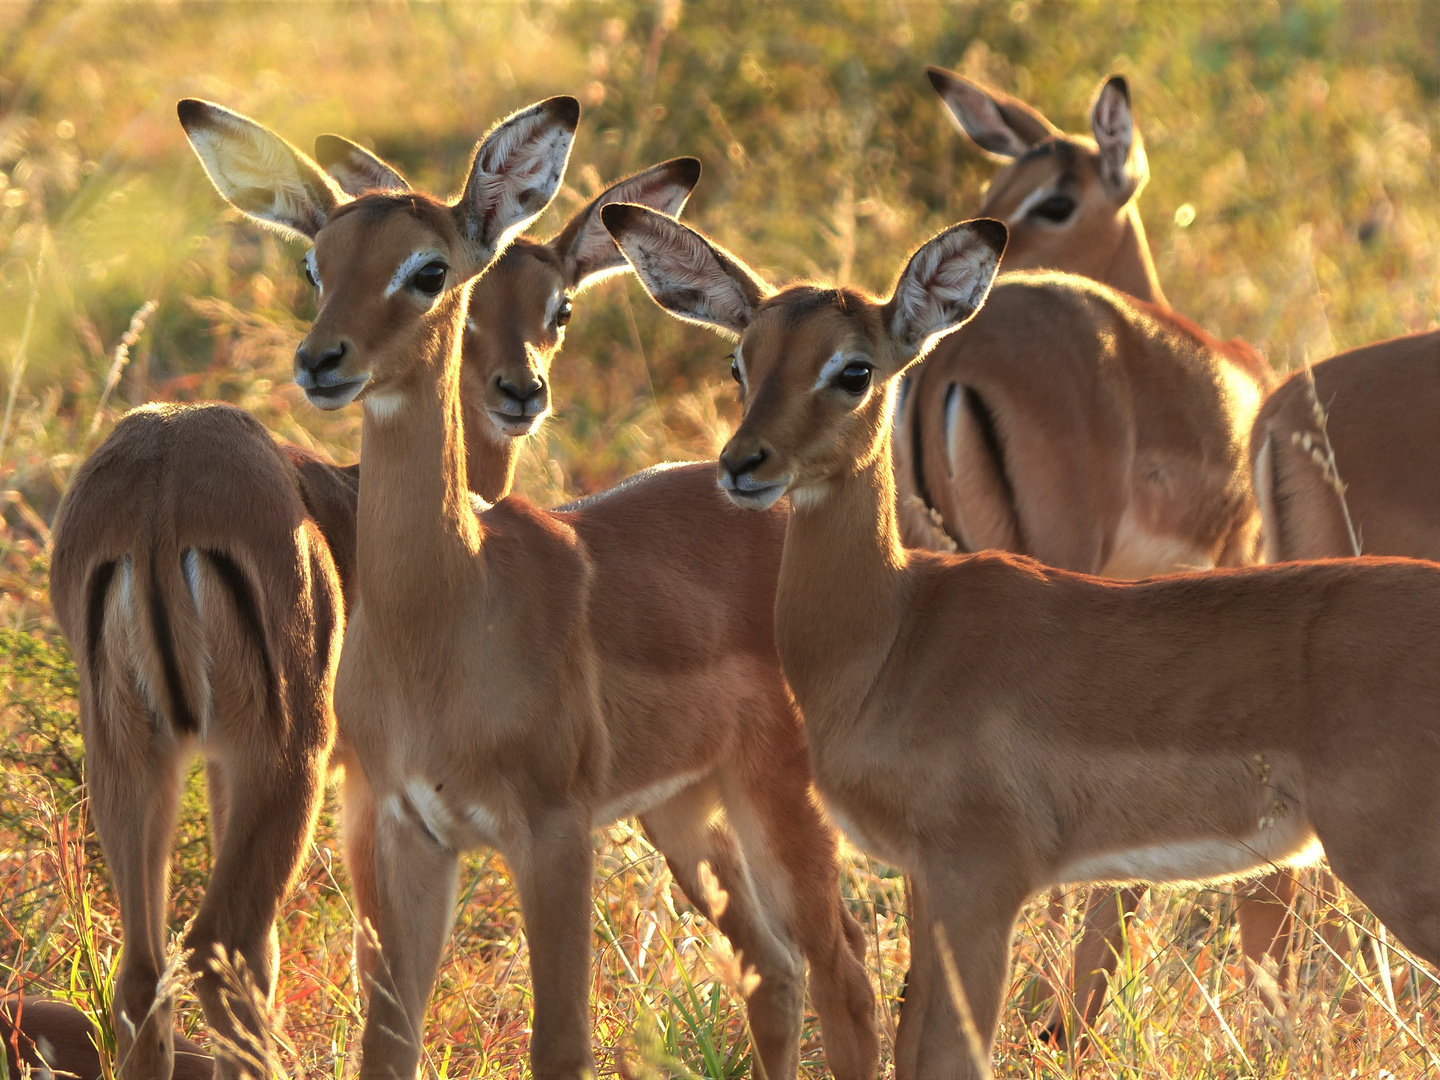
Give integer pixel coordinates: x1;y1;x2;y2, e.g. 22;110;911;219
554;298;573;328
730;358;743;384
301;258;318;288
1031;193;1077;223
411;261;448;296
834;362;872;395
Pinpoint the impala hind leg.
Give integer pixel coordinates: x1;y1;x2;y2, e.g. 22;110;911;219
643;783;806;1080
722;721;879;1080
1040;886;1143;1050
87;713;187;1080
186;751;324;1079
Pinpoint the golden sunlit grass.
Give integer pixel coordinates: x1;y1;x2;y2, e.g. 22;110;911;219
2;2;1439;1077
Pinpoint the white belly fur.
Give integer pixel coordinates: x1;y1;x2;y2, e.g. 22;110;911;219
594;770;704;828
1055;814;1322;888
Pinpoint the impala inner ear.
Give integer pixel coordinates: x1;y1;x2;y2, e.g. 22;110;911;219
1090;75;1146;200
314;134;412;196
178;98;346;241
600;202;771;339
885;219;1007;363
552;157;703;292
452;96;580;272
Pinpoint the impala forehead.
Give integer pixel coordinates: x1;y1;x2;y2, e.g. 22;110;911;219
312;199;455;287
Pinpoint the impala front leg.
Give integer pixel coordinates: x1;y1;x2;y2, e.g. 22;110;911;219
358;800;460;1080
513;806;595;1080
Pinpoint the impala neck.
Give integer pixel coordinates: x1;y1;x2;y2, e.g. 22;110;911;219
775;405;910;719
356;286;483;628
461;404;520;502
1104;205;1168;308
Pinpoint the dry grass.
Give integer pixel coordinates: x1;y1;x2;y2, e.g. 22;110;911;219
2;1;1439;1077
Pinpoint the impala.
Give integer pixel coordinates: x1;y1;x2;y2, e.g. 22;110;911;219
51;110;702;1078
607;203;1440;1079
925;68;1165;305
1254;330;1440;563
178;96;879;1080
899;68;1282;1045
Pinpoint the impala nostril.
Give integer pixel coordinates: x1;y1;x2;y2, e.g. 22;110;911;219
723;447;767;479
297;342;346;375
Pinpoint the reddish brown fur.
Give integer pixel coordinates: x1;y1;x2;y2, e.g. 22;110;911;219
910;68;1286;1036
50;116;698;1078
1253;330;1440;561
609;210;1440;1079
2;997;212;1080
181;101;875;1080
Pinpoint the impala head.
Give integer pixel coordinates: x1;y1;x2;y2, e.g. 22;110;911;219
316;142;701;443
603;204;1006;510
178;96;580;412
929;68;1148;284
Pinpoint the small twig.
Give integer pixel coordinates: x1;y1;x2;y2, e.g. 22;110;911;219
68;300;158;485
1294;357;1362;557
933;922;994;1080
0;227;48;476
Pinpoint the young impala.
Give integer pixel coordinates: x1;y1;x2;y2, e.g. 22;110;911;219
606;203;1440;1080
51;113;701;1079
179;97;878;1080
900;68;1284;1045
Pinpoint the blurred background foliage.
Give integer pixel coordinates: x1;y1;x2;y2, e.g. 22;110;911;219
1;3;1438;1076
0;0;1436;539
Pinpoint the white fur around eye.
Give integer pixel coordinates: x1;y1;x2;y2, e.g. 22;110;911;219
733;346;747;386
386;250;444;299
813;350;852;391
544;289;564;324
1007;187;1053;224
304;250;322;296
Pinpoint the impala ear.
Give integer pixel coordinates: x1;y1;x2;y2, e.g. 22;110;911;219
313;134;412;196
452;96;580;274
601;202;771;339
178;99;345;241
1090;75;1147;200
884;219;1007;363
550;156;703;293
927;66;1060;160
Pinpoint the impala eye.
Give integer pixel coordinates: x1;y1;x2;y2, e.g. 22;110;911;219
411;261;448;296
554;298;573;328
834;363;872;395
1031;193;1076;223
730;357;743;384
301;258;318;288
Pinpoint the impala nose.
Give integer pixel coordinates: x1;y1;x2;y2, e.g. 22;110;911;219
720;446;767;483
295;342;347;379
495;373;547;417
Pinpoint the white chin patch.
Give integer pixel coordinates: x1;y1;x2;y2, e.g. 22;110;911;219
787;483;830;511
365;391;404;420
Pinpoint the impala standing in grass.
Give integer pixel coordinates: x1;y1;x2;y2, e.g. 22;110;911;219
178;96;879;1080
607;202;1440;1080
51;113;702;1079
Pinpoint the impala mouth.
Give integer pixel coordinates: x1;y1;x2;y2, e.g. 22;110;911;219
487;409;544;438
718;472;789;511
296;371;370;410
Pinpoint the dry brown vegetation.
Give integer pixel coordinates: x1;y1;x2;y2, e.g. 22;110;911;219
2;2;1438;1076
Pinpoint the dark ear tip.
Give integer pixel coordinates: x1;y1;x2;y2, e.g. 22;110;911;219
544;95;582;130
176;98;209;129
312;134;349;167
1103;74;1131;102
673;156;702;189
600;201;643;234
925;66;953;92
968;217;1009;255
